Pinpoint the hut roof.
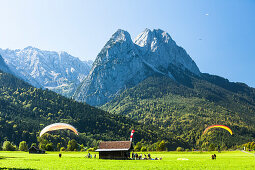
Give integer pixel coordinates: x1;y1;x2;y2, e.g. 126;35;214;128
96;141;132;151
29;146;40;151
28;146;45;154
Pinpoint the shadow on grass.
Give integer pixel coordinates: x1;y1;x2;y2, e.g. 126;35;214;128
0;168;36;170
0;156;21;159
0;157;37;169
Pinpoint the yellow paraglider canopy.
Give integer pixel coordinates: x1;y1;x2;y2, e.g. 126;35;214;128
40;123;78;137
203;125;233;135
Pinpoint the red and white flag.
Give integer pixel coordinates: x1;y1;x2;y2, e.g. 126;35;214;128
130;129;135;142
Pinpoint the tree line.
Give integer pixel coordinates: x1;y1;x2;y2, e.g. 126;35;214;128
102;75;255;149
0;70;186;150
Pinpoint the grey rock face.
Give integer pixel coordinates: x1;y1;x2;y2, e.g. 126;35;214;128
134;29;200;75
74;29;201;106
74;29;155;105
0;47;91;97
0;55;12;74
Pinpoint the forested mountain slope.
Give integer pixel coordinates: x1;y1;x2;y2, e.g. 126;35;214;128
0;70;183;149
101;71;255;148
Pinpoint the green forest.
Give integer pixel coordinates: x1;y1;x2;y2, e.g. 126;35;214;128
0;70;184;151
101;69;255;150
0;67;254;151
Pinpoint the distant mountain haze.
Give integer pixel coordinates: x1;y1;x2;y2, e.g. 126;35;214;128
0;47;92;97
73;28;201;106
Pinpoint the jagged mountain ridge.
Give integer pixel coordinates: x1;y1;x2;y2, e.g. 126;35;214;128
134;28;200;75
74;28;200;106
0;47;92;97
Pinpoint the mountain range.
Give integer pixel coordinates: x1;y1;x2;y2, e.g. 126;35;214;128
73;29;200;106
0;47;91;97
74;28;255;148
0;28;254;149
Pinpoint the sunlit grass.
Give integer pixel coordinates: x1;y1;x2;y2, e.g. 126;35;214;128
0;151;254;169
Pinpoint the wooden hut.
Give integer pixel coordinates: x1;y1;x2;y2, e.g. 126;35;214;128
95;141;133;160
28;146;45;154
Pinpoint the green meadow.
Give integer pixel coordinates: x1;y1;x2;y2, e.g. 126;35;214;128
0;151;254;169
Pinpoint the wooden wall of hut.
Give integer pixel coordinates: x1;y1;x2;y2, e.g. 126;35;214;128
99;151;130;160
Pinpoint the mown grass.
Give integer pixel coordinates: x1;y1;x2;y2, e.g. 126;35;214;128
0;151;254;169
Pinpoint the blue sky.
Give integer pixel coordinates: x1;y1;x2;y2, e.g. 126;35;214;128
0;0;254;87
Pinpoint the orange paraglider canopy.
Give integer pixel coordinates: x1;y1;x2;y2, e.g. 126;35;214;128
203;125;233;135
40;123;78;137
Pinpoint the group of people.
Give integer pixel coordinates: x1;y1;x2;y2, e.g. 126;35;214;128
132;152;162;160
131;152;151;160
211;154;217;160
86;152;96;158
131;152;161;160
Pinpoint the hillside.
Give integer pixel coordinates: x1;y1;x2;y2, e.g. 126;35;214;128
0;70;183;150
101;71;255;148
71;28;255;149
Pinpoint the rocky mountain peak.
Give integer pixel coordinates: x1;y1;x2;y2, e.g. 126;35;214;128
111;29;132;43
134;28;153;49
93;29;137;68
134;28;200;75
152;29;174;45
24;46;38;50
74;28;201;106
134;28;174;50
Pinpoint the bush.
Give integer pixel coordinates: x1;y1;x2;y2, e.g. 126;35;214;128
80;144;86;151
87;148;95;152
67;139;78;151
147;146;154;151
185;149;190;152
19;141;28;151
176;147;183;152
45;143;54;151
208;144;216;151
147;143;157;151
141;147;147;152
3;141;16;151
157;140;166;151
134;142;142;151
30;143;37;148
60;147;66;151
57;143;61;151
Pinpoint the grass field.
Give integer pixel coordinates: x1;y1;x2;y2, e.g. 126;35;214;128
0;151;254;169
